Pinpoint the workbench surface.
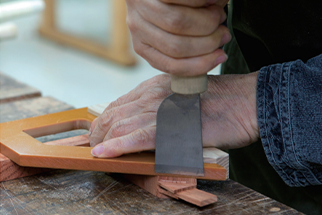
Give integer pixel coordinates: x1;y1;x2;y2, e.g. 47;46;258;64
0;74;302;214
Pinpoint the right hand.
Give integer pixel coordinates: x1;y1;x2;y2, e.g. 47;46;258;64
125;0;231;76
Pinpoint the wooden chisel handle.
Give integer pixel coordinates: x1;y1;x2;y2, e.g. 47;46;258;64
170;74;208;94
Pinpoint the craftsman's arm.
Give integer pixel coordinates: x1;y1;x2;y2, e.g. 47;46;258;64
257;54;322;187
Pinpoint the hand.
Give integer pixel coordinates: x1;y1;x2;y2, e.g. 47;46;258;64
89;72;260;158
125;0;231;76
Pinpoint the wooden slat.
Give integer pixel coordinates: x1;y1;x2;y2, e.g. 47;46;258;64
177;188;218;207
0;72;41;104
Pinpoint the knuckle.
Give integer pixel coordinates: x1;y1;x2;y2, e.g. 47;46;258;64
166;43;181;58
166;12;187;33
209;5;225;24
108;139;123;157
132;128;150;145
161;59;177;74
132;42;142;56
100;108;116;128
109;121;126;139
126;16;138;33
195;58;214;74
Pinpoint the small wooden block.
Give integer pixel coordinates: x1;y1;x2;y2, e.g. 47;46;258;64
176;188;218;207
158;181;196;194
0;153;48;182
88;102;110;116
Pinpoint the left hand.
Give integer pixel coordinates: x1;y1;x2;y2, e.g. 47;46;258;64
89;72;260;158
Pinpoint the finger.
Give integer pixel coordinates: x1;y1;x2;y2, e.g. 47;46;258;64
105;74;171;111
89;117;98;137
138;2;226;36
103;112;156;141
159;0;218;7
91;126;156;158
141;23;230;58
89;101;144;146
134;38;228;76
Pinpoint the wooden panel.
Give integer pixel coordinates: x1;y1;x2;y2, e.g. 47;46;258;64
0;72;41;104
0;108;227;181
0;96;76;182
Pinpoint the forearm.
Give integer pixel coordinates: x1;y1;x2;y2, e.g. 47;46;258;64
257;54;322;187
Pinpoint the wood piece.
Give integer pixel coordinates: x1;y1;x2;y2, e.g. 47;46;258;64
0;134;89;182
157;177;217;207
87;102;110;116
0;108;227;180
203;147;229;177
176;188;218;207
158;181;196;194
0;153;47;182
124;174;197;199
0;96;74;182
38;0;136;66
0;72;41;104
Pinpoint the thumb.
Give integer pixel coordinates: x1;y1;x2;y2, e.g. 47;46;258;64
91;127;156;158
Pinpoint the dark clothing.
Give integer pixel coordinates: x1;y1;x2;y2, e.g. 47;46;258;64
221;0;322;214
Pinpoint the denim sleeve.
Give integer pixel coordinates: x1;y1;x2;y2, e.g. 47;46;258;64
257;54;322;187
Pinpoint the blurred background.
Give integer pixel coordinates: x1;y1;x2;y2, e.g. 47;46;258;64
0;0;221;108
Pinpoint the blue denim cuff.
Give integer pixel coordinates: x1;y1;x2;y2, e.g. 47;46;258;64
257;55;322;187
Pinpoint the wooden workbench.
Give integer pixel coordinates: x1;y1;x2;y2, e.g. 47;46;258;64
0;73;302;214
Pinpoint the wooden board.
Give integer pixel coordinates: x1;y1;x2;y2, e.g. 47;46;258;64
0;96;78;182
0;72;41;104
0;108;227;181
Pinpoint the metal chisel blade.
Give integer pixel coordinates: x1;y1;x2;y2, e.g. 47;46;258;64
155;93;204;176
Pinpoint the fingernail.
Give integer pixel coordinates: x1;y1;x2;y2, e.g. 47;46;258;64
215;54;228;66
91;145;104;157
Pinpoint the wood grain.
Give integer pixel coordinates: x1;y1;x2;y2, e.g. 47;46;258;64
176;188;218;207
158;181;218;207
0;72;41;104
158;181;196;194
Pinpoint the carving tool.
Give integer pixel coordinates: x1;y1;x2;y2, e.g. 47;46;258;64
155;74;207;176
